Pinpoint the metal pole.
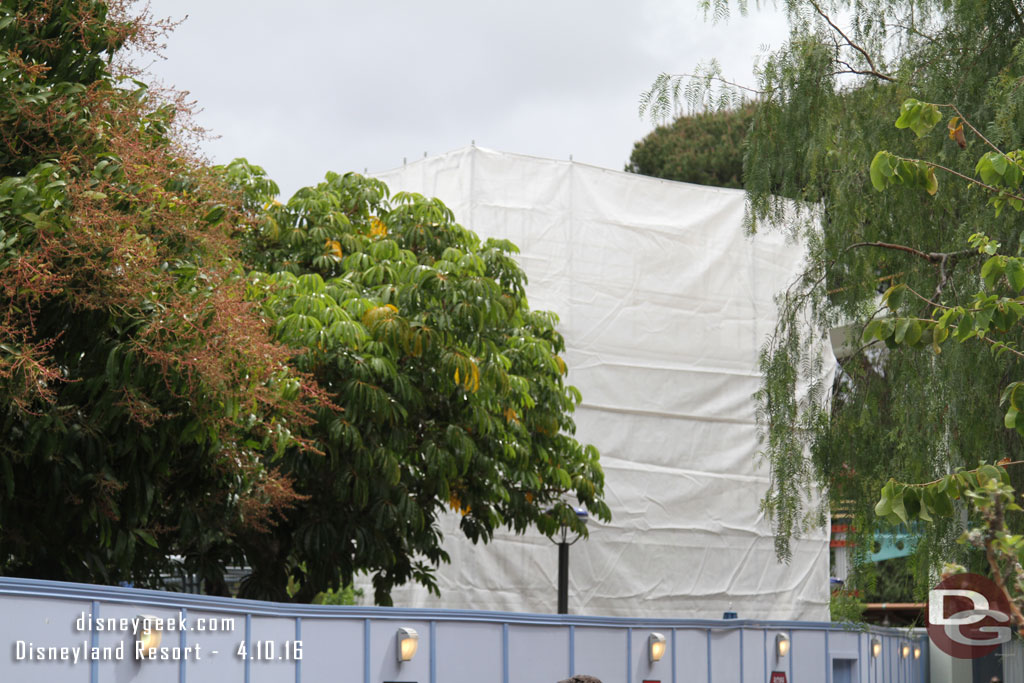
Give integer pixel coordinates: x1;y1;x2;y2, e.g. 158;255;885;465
558;541;569;614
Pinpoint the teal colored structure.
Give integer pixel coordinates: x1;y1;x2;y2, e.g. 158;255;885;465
870;528;920;562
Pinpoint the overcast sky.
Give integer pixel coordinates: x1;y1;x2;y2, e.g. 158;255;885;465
139;1;790;199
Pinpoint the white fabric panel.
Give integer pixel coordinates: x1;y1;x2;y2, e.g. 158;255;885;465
367;146;833;620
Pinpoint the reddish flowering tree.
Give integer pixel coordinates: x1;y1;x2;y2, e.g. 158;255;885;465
0;0;314;592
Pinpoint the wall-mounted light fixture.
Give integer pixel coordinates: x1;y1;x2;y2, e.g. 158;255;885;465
901;643;911;659
871;638;882;658
396;627;419;662
775;633;790;660
136;615;162;658
913;645;921;660
648;632;666;663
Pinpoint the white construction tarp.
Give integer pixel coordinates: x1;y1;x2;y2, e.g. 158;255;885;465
367;146;833;620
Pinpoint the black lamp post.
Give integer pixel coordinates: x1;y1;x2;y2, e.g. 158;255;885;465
550;506;588;614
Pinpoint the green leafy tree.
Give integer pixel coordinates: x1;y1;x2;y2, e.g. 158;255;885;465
222;165;610;603
626;105;754;189
0;0;610;603
861;99;1024;624
645;0;1024;599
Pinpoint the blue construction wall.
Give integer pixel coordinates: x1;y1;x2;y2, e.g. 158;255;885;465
0;577;927;683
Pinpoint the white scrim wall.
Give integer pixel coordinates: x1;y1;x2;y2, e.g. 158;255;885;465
369;146;833;620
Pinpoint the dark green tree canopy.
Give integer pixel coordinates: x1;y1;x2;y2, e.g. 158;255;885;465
0;0;609;603
626;105;754;189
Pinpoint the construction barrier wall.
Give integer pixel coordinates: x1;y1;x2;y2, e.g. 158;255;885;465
0;577;925;683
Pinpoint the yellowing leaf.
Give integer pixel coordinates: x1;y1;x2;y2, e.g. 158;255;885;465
361;305;399;328
449;492;470;515
324;239;343;259
453;360;480;392
948;118;966;149
925;167;939;196
370;217;388;239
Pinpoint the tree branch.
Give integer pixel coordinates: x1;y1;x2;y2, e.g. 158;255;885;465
673;72;764;96
940;104;1005;156
984;497;1024;627
901;286;950;310
869;309;1024;360
904;461;1024;488
845;241;976;264
809;0;895;82
979;334;1024;360
888;21;937;44
912;156;1024;202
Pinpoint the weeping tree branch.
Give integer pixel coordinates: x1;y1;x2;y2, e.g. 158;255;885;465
639;71;764;122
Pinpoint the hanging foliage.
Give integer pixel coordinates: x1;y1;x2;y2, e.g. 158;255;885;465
645;1;1024;595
